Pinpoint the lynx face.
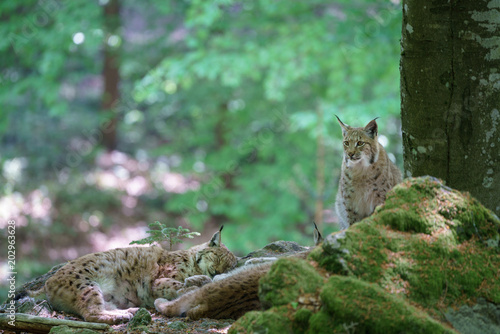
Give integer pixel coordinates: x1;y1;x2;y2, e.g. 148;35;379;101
195;247;238;277
337;116;379;168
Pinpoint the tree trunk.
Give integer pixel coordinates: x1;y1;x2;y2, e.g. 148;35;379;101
400;0;500;216
101;0;121;151
314;104;325;230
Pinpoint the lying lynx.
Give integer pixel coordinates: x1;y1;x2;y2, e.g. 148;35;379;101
335;116;402;229
26;227;237;324
155;224;323;320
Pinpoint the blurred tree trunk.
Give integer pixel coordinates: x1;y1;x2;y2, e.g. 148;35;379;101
211;102;232;225
314;104;325;229
400;0;500;216
101;0;121;151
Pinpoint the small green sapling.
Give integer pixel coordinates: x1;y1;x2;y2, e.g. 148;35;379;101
130;221;201;251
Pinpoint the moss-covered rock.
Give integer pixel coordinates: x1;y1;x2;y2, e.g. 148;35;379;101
233;177;500;333
259;257;323;309
320;276;455;333
311;177;500;313
228;309;293;334
126;308;151;329
234;275;456;333
378;176;499;241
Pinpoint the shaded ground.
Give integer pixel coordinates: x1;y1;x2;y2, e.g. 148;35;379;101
0;312;234;334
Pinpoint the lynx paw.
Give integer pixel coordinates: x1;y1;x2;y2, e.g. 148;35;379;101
84;308;138;324
184;275;212;288
155;298;179;317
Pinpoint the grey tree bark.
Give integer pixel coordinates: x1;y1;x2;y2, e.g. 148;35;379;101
400;0;500;216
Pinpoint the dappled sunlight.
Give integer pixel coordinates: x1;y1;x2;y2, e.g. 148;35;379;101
89;225;150;252
95;170;121;189
42;226;150;260
0;262;13;285
94;151;197;195
0;192;26;227
0;188;52;228
161;172;200;193
47;247;79;262
26;188;53;222
2;157;27;185
126;175;148;196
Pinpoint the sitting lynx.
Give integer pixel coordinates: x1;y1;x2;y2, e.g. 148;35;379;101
26;227;237;324
155;224;323;320
335;116;402;229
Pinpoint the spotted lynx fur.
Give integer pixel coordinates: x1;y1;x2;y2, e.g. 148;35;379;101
26;227;237;324
155;224;323;320
335;116;402;229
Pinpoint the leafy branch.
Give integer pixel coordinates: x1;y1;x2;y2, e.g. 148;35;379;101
130;221;201;251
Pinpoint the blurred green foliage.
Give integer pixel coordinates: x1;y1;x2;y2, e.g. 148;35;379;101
0;0;402;259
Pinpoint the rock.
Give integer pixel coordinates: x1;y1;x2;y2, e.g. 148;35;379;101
126;308;151;329
375;176;500;242
445;298;500;334
238;241;309;266
232;177;500;333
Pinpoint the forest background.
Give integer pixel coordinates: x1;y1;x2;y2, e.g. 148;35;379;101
0;0;402;297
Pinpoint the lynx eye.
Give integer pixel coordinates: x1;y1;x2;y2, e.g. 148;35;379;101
343;141;349;146
356;141;365;147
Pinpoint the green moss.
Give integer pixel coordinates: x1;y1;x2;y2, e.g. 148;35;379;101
375;208;427;233
382;176;500;241
168;320;187;330
306;310;338;334
293;308;313;333
320;276;456;333
126;308;151;329
407;238;500;307
316;221;390;281
259;257;323;309
229;309;292;334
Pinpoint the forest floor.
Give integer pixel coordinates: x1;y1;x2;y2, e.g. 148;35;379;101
0;310;235;334
108;314;234;334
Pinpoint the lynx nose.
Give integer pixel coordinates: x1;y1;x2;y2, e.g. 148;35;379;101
348;153;355;159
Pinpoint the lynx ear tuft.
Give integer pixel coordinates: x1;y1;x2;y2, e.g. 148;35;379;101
313;221;323;246
335;115;350;135
364;117;379;139
209;226;223;247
